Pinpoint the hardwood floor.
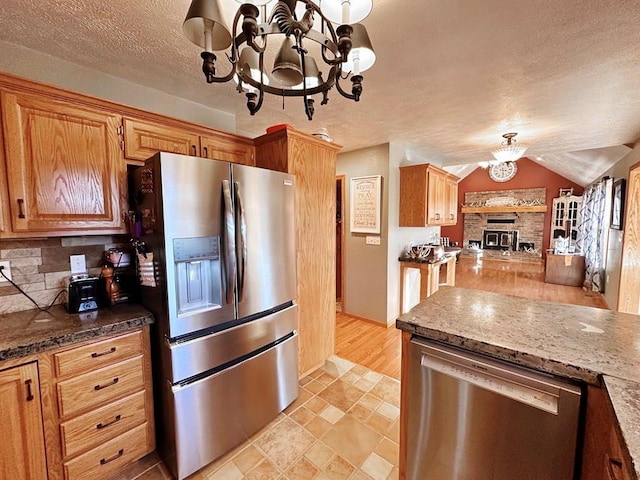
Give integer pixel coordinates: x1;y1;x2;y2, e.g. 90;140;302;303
335;256;609;380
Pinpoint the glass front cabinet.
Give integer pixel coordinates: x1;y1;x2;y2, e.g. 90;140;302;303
550;194;582;250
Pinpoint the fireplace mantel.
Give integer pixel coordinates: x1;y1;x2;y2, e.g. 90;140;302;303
461;205;548;214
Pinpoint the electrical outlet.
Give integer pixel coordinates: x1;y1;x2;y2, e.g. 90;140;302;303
0;261;12;283
69;254;87;274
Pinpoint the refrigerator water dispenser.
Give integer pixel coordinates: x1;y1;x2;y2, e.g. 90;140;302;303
173;237;222;316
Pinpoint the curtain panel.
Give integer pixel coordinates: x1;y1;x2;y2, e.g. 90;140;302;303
576;178;612;292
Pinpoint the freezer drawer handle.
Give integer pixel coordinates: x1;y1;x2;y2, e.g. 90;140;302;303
91;347;116;358
96;414;122;430
100;449;124;465
94;377;119;391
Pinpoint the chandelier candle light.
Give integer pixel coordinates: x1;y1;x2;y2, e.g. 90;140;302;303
183;0;376;120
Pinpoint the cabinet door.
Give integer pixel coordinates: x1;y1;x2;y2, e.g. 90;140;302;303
200;133;255;165
0;362;48;480
444;177;458;225
123;118;199;163
427;171;446;224
2;90;125;234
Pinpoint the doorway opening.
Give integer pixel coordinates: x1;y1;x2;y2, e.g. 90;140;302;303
336;175;345;312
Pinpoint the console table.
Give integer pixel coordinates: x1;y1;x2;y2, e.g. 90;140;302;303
399;255;456;315
545;254;585;286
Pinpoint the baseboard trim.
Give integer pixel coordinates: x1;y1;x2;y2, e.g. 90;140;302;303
340;311;394;328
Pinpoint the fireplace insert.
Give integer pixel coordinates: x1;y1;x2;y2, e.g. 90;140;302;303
482;230;518;251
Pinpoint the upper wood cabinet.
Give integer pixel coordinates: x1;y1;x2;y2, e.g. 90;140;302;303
200;133;254;165
399;163;459;226
122;118;199;163
0;362;48;480
123;118;255;166
1;90;126;236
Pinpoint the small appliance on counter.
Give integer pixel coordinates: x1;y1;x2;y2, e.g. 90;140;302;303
65;274;99;313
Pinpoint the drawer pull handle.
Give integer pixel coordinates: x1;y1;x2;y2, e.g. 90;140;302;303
25;379;34;401
94;377;119;390
96;414;122;430
203;146;208;157
91;347;116;358
100;449;124;465
191;145;197;155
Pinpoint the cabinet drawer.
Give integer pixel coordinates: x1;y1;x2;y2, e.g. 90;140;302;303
57;356;144;417
54;330;142;378
60;390;147;458
63;422;150;480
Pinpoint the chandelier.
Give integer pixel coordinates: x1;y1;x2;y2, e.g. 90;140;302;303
183;0;376;120
490;132;528;163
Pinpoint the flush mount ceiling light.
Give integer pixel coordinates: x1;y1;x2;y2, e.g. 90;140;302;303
183;0;376;120
491;132;528;163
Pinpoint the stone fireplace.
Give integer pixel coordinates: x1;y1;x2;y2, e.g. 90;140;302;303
462;188;546;261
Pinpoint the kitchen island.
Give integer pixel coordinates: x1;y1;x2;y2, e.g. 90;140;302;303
396;287;640;479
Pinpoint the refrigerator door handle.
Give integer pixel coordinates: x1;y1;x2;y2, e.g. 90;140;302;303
235;181;247;301
222;180;237;305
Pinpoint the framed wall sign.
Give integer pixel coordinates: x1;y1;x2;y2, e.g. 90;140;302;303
611;178;626;230
350;175;382;234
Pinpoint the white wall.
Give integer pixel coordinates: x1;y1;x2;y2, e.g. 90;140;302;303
0;41;235;132
602;142;640;309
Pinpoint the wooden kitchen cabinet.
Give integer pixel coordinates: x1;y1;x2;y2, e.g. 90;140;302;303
445;175;459;224
254;126;340;376
122;117;200;163
1;89;126;236
50;328;155;480
123;117;255;166
582;385;634;480
0;361;48;480
200;132;255;165
399;163;459;226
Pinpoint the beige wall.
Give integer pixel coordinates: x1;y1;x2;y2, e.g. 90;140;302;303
0;41;235;132
602;142;640;309
337;143;439;325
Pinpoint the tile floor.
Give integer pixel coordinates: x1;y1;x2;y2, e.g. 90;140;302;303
118;356;400;480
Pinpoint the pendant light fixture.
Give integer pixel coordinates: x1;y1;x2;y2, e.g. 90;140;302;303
491;132;529;163
182;0;376;120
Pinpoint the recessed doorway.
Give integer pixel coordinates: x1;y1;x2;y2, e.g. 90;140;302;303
336;175;345;312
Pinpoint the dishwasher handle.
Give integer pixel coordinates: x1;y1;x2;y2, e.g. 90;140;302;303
420;352;560;414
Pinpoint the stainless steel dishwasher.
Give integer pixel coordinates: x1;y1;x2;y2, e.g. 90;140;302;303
407;337;582;480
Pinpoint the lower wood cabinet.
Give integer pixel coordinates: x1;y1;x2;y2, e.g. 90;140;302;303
50;328;155;480
0;326;155;480
582;385;634;480
0;361;48;480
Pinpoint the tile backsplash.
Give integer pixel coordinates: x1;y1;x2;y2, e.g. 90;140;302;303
0;236;129;315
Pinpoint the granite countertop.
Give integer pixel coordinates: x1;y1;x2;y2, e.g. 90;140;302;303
396;286;640;478
0;303;154;361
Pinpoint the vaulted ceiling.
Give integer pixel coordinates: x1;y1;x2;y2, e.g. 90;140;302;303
1;0;639;186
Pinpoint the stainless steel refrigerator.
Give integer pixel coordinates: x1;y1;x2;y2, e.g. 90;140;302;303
130;152;298;480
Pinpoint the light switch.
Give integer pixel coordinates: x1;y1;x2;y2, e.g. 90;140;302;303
366;236;381;245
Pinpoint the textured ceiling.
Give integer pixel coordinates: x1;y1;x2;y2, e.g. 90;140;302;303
1;0;640;185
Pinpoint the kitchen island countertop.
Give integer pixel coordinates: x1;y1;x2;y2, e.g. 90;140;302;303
0;303;154;361
396;286;640;478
